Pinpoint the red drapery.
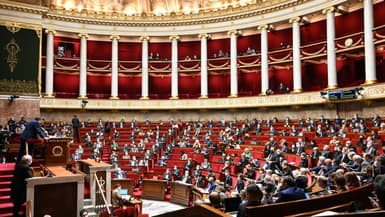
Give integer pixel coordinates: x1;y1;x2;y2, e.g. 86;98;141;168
118;42;142;61
208;38;230;58
87;40;112;60
178;41;201;60
118;73;142;99
149;74;171;99
239;70;261;96
208;72;230;97
178;74;201;98
87;72;111;99
238;34;260;54
54;71;79;98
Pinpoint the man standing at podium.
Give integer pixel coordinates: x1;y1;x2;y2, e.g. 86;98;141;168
17;117;48;162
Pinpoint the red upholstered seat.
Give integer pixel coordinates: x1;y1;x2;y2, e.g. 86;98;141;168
124;206;137;217
99;210;110;217
113;208;126;217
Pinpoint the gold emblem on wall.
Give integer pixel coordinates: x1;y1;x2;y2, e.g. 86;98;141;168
52;145;64;157
6;24;20;34
5;38;20;73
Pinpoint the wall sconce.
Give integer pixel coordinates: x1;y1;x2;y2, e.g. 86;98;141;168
8;95;19;102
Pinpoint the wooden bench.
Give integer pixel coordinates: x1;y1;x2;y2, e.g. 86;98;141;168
246;184;374;217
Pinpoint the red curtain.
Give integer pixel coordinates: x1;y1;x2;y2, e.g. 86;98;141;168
208;72;230;97
302;61;327;91
239;70;261;96
54;71;79;98
335;9;363;37
207;38;230;58
118;74;142;99
87;73;111;98
87;40;112;60
178;74;201;98
268;28;292;51
119;42;142;61
178;41;201;60
149;74;171;99
238;34;260;54
336;56;365;87
301;20;326;44
149;43;171;60
269;67;293;93
374;1;385;26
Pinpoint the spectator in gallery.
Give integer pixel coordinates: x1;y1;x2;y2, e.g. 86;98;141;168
279;83;289;93
265;88;274;95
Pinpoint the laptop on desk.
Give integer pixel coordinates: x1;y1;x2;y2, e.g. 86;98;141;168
119;188;129;196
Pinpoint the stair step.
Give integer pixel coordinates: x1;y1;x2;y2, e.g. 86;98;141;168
0;182;11;189
0;195;10;204
0;202;13;215
0;175;13;181
0;189;10;197
0;213;13;217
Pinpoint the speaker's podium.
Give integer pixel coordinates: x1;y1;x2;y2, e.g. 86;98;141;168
44;137;72;165
170;181;193;206
141;179;167;200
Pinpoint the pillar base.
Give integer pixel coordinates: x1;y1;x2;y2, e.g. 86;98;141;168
228;93;238;98
362;80;377;85
44;93;55;98
199;95;208;99
326;85;338;90
169;96;179;100
140;96;150;100
78;95;88;99
110;96;120;100
291;88;303;93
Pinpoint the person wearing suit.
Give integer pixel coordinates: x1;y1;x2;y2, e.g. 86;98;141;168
237;184;263;217
181;170;192;184
11;154;32;217
72;115;80;143
274;176;307;203
206;177;217;193
224;170;233;190
17;117;48;162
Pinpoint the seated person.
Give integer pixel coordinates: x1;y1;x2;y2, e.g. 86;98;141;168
374;174;385;210
237;184;263;217
206;177;217;193
111;183;129;209
274;176;307;203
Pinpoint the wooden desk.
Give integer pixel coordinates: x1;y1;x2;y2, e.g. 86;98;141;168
26;166;84;217
170;181;193;206
112;178;135;198
141;179;167;200
192;187;209;204
77;159;112;206
121;196;143;215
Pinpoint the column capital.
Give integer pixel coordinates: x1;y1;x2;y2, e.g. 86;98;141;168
110;35;120;40
257;24;269;30
227;30;239;36
45;29;56;35
78;33;88;38
289;17;302;24
198;33;210;39
322;6;335;15
140;36;150;41
169;35;180;41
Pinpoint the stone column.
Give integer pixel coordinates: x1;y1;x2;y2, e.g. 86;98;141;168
228;30;239;97
140;36;150;99
78;33;88;98
363;0;377;84
290;17;302;93
110;35;120;99
170;35;179;99
258;25;269;94
45;29;55;97
199;33;209;98
323;7;337;89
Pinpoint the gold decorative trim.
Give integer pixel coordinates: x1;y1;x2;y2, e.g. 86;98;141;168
289;16;301;24
326;84;338;90
362;80;377;85
39;0;308;27
5;38;20;73
322;7;335;15
6;23;20;34
227;30;239;36
199;95;208;99
44;93;55;98
291;88;303;93
140;96;150;100
110;96;120;100
257;24;269;30
169;96;179;99
140;36;150;41
198;33;210;39
110;35;120;40
78;95;88;99
169;35;180;41
78;33;88;38
45;29;56;35
228;93;238;98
